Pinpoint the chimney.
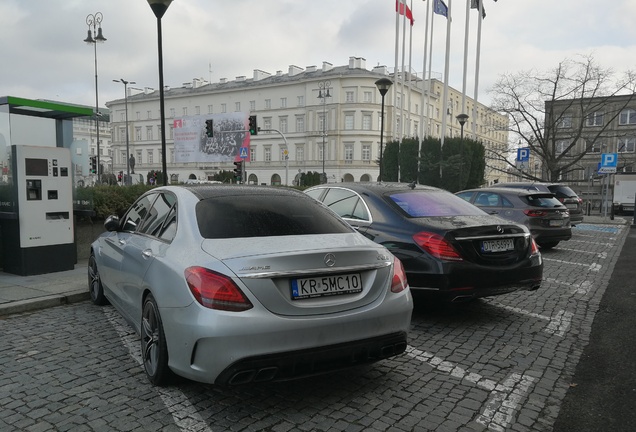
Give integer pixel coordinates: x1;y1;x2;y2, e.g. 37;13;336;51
288;65;303;76
306;65;317;73
322;62;333;72
253;69;271;81
348;56;366;69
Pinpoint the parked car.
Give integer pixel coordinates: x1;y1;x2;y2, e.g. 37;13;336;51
88;185;412;386
456;187;572;249
494;182;584;224
305;183;543;303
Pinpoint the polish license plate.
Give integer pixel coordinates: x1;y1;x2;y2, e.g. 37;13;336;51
566;203;578;209
481;239;514;253
549;219;564;227
291;273;362;300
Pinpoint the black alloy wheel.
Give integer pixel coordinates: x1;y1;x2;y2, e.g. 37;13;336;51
88;254;108;305
141;293;171;386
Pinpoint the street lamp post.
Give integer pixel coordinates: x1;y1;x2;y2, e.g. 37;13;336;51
375;78;393;182
456;113;469;142
317;80;331;184
84;12;106;183
147;0;173;186
456;113;469;189
113;79;135;185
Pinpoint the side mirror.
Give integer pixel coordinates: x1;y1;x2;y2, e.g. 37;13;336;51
104;215;120;232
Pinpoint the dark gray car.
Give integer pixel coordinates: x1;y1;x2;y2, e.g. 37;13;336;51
456;187;572;249
494;182;584;225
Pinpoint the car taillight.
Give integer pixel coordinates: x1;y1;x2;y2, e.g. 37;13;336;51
412;231;463;261
391;256;409;293
184;266;253;312
530;238;540;255
523;209;548;217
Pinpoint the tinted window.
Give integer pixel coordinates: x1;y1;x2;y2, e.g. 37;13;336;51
455;191;474;202
321;188;370;221
389;190;486;217
138;193;177;241
196;194;353;239
121;194;156;232
304;188;324;200
522;194;563;208
548;185;577;198
474;192;514;208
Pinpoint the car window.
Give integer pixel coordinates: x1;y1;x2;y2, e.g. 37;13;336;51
138;193;177;241
388;190;486;217
121;193;156;232
474;192;499;207
321;188;370;221
522;194;563;208
548;185;577;198
196;194;354;239
304;188;324;200
455;191;473;202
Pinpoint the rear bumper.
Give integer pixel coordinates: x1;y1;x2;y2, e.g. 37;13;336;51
216;332;407;385
406;255;543;302
532;227;572;243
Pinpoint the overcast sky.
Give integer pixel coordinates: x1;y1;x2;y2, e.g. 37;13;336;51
1;0;634;110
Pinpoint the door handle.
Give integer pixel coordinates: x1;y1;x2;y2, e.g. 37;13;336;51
142;249;153;259
118;239;126;245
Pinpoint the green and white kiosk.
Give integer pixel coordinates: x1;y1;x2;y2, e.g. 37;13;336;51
0;97;93;275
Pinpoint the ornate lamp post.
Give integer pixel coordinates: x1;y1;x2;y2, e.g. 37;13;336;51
147;0;173;186
375;78;393;182
113;79;135;185
84;12;106;183
317;80;331;184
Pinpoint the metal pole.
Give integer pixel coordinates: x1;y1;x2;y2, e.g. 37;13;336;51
156;16;168;186
379;93;386;182
93;41;100;183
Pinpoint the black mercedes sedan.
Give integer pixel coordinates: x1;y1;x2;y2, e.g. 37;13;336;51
305;183;543;302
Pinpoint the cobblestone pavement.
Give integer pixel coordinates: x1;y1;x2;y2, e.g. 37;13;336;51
0;223;628;432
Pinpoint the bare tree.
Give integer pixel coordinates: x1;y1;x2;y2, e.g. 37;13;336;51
489;55;636;181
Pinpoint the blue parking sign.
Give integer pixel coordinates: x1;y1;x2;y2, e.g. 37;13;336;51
517;148;530;162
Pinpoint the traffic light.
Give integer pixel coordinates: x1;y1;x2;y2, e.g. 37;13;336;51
233;161;243;182
90;156;97;174
248;115;258;135
205;119;214;138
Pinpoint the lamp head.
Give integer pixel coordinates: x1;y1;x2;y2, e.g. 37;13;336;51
83;29;95;44
456;113;469;126
147;0;174;19
95;26;107;42
375;78;393;97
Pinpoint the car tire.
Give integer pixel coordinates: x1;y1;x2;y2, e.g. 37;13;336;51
141;293;172;386
538;241;559;250
88;254;108;306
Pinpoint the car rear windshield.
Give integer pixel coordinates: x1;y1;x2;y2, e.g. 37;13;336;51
548;185;577;198
521;194;564;208
195;194;354;239
388;190;487;217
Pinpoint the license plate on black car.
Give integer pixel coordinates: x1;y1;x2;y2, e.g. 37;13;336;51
481;239;514;253
291;273;362;299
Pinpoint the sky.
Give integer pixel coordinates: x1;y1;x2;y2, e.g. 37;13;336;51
1;0;635;110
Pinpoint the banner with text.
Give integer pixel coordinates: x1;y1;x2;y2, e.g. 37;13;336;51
173;113;250;163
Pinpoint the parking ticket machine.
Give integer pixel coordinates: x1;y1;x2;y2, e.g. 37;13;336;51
2;145;75;275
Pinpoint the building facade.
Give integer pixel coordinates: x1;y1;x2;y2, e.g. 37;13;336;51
105;57;509;185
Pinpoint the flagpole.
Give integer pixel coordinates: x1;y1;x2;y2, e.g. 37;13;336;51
461;0;470;117
393;2;401;141
440;0;452;176
407;0;414;137
420;0;431;140
400;2;407;141
426;1;435;139
419;0;432;182
472;0;483;136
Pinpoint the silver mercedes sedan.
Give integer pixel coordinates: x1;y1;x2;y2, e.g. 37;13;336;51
88;185;412;386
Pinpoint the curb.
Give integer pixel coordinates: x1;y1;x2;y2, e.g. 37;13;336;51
0;290;90;318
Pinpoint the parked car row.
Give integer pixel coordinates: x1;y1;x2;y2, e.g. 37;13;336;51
88;181;578;387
